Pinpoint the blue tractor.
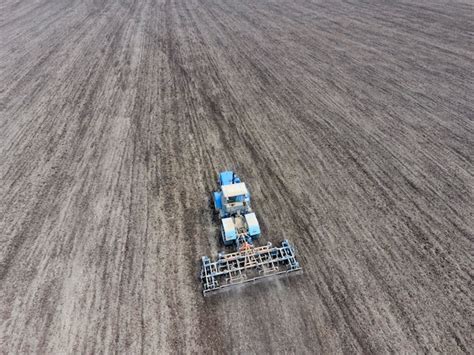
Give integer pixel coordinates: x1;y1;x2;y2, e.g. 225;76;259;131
212;171;260;249
201;171;302;295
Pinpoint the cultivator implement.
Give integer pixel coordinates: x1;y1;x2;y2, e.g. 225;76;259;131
201;240;302;295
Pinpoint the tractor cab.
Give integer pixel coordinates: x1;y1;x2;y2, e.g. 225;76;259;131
213;172;251;218
221;182;251;216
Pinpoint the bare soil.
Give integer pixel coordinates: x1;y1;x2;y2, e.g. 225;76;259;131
1;0;473;353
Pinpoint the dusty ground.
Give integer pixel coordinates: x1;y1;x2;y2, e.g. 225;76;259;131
1;0;473;353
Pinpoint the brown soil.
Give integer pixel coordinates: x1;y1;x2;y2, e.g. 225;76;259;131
1;0;472;353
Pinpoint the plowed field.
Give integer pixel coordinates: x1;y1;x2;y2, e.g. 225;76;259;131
1;0;472;353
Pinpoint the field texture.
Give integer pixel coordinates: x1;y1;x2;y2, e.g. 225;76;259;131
1;0;473;353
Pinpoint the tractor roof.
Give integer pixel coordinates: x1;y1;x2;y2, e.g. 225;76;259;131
221;182;248;198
